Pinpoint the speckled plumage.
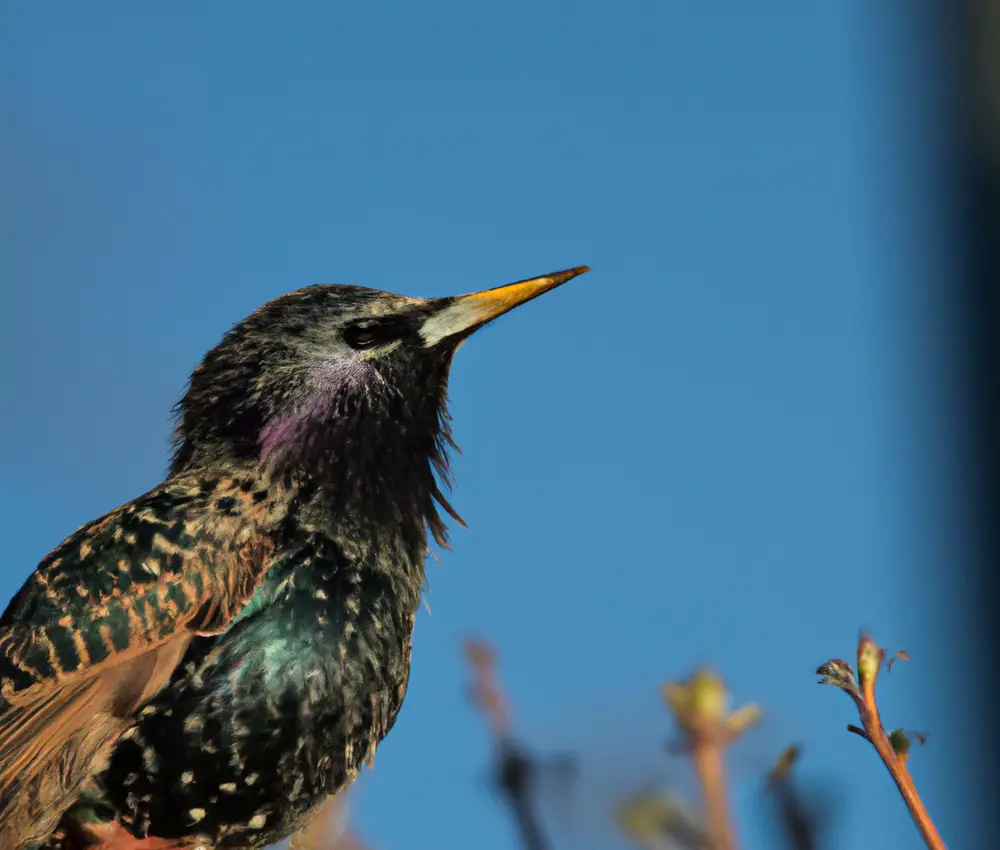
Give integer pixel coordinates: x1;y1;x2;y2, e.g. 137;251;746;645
93;518;417;848
0;266;588;850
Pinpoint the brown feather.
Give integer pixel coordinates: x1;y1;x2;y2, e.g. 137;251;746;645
0;473;285;849
0;637;192;850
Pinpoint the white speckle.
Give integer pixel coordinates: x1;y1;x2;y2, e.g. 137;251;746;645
219;782;237;793
142;747;159;772
189;808;206;823
202;741;218;754
142;560;161;577
139;705;158;717
247;814;267;830
314;589;328;600
245;773;259;785
181;771;195;785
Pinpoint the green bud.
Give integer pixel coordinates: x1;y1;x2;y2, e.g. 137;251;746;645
856;634;883;686
889;728;911;756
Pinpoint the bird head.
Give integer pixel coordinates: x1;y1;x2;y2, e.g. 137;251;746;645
170;266;589;545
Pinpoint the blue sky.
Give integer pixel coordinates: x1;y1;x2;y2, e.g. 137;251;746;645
0;3;970;849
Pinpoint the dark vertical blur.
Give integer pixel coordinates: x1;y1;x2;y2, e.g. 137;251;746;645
945;0;1000;836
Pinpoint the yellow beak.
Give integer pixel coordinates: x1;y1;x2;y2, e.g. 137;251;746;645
419;266;590;347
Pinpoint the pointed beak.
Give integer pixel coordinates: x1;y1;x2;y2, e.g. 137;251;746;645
418;265;590;347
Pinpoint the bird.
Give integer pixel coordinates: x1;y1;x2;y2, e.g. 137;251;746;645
0;265;589;850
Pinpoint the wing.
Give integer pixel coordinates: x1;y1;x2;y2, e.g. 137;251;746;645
0;472;277;848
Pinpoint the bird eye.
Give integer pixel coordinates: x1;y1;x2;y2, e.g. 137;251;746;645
343;321;387;350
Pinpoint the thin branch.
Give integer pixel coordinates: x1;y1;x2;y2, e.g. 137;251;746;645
498;741;550;850
817;634;946;850
766;745;824;850
463;639;551;850
464;638;512;738
690;732;735;850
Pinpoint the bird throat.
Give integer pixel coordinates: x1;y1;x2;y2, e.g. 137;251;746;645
256;375;460;557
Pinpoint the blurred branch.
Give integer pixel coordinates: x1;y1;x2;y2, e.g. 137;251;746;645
465;638;512;739
766;746;821;850
662;669;762;850
616;790;707;850
816;633;946;850
497;740;550;850
463;639;550;850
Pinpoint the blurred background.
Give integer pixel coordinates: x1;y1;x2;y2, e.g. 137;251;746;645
1;3;994;849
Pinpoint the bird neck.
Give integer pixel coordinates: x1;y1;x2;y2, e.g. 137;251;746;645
255;389;461;560
172;373;462;565
198;423;456;581
285;435;452;560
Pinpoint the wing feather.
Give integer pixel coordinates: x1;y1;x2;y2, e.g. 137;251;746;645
0;472;278;848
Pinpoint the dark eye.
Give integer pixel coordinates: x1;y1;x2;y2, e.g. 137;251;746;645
344;321;390;350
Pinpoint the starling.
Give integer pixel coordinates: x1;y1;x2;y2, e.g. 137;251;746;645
0;265;589;850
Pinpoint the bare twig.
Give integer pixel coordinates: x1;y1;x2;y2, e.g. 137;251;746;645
691;742;733;850
463;639;550;850
817;633;946;850
464;639;512;738
497;741;549;850
766;746;822;850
